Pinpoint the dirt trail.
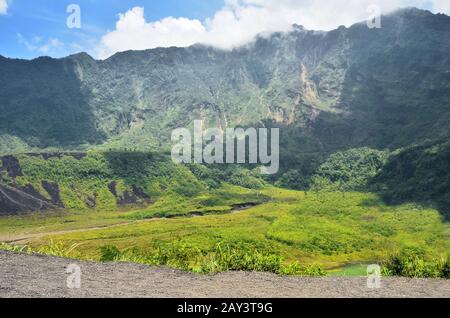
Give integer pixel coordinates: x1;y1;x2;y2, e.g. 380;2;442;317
0;221;139;244
0;251;448;298
0;203;260;244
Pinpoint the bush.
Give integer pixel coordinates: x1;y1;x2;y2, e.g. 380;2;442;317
100;245;122;262
383;248;449;278
275;170;309;190
443;258;450;279
311;147;387;191
99;241;325;276
0;243;30;253
280;262;326;276
202;243;283;273
228;171;265;189
37;240;81;258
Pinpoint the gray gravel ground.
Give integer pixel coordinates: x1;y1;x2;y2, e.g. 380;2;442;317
1;250;449;298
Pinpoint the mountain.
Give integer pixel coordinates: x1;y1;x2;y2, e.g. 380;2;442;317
0;8;449;211
1;8;449;154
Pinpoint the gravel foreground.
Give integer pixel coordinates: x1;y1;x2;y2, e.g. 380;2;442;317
0;251;449;298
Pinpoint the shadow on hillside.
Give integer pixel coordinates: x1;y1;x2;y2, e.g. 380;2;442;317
369;141;450;222
104;151;165;173
103;151;169;185
0;56;105;148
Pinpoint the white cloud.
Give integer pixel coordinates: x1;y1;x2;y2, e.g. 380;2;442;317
33;36;43;43
17;34;64;55
97;7;207;58
0;0;8;15
433;0;450;14
96;0;450;59
49;38;63;48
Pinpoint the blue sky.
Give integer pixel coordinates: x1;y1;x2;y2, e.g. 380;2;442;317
0;0;447;60
0;0;223;59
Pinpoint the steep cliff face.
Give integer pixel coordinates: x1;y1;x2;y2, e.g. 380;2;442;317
0;8;449;157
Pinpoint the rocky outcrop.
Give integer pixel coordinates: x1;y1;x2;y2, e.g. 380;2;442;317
108;182;153;206
0;184;56;215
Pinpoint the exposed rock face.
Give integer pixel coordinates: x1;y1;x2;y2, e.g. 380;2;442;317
108;182;153;206
41;181;64;207
0;156;55;215
1;156;23;178
0;184;55;215
0;152;170;215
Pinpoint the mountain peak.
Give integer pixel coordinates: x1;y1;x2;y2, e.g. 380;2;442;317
67;52;95;61
292;24;308;32
388;6;434;18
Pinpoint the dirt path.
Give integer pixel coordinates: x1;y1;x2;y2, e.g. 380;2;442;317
0;220;143;244
0;251;448;298
0;203;260;244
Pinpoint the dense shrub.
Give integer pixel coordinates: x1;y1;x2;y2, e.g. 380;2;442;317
275;170;309;190
311;148;387;191
372;141;450;220
187;164;267;190
383;248;449;278
228;170;266;190
99;241;325;276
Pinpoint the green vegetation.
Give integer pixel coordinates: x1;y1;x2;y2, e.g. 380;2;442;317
0;149;448;278
1;10;449;169
99;242;326;276
11;151;204;210
1;190;447;277
0;9;449;278
0;242;30;253
328;264;369;277
372;141;450;220
310;148;388;191
383;248;450;278
0;151;269;213
129;184;268;219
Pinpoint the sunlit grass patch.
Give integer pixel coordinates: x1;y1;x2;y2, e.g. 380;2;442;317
1;190;448;278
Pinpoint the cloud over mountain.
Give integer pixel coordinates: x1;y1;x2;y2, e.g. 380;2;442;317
96;0;450;58
0;0;8;15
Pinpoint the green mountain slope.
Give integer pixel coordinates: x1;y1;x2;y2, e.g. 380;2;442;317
0;151;270;215
1;8;449;155
371;140;450;219
0;8;449;219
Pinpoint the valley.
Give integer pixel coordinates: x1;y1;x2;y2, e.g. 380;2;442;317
0;8;449;285
1;184;448;277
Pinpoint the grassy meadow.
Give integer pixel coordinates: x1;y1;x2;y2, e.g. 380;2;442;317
1;186;448;276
